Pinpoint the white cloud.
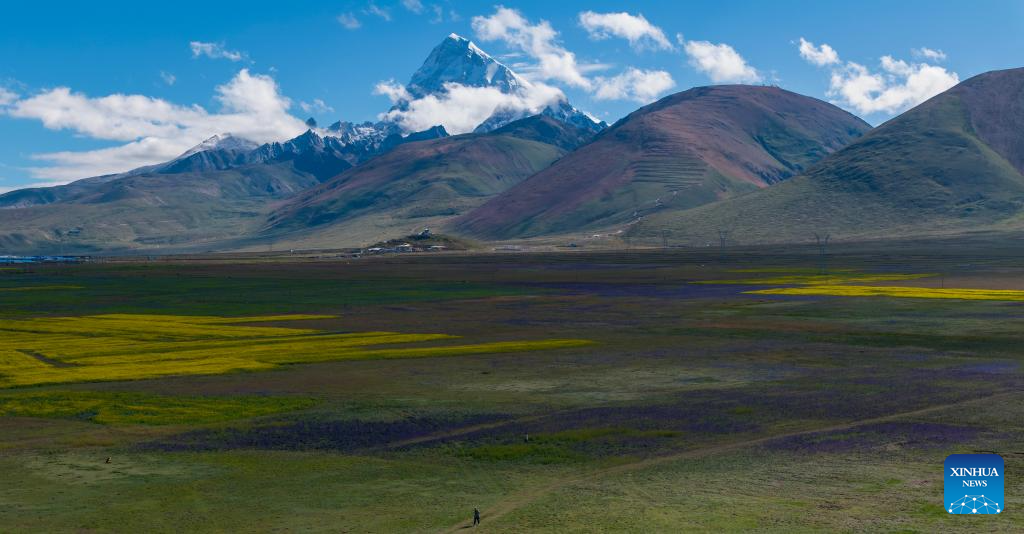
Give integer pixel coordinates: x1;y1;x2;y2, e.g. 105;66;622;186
189;41;245;62
0;87;17;107
365;3;391;22
797;41;959;116
472;7;591;89
299;98;334;114
913;47;947;62
827;56;959;115
594;68;675;103
402;0;424;14
430;5;444;24
7;69;307;182
159;71;176;86
798;38;839;66
376;80;565;135
26;138;193;182
683;40;761;83
337;13;361;30
374;80;413;103
578;11;672;51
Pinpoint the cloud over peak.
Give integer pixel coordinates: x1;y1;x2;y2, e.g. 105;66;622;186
472;7;591;89
683;39;762;83
376;79;566;135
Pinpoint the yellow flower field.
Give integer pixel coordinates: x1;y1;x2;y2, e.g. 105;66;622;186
0;314;593;388
746;285;1024;301
700;272;933;285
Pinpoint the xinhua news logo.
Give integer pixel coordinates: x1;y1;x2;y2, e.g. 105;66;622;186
945;454;1004;515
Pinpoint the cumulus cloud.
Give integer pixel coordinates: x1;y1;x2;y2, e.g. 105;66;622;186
376;80;565;134
682;39;761;83
594;68;675;103
472;7;591;89
337;13;361;29
189;41;245;62
913;47;947;61
827;57;959;115
798;38;839;66
797;40;959;116
578;11;672;51
299;98;334;114
7;70;307;182
374;80;413;103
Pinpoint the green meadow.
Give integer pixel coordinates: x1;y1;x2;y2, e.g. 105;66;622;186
1;242;1022;532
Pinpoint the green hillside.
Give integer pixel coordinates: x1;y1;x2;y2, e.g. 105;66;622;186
630;68;1024;245
260;116;586;249
455;85;870;239
0;164;321;254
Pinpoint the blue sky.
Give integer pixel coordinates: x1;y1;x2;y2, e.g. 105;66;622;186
0;0;1021;191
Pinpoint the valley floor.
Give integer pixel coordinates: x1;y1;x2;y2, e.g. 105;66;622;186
1;242;1022;532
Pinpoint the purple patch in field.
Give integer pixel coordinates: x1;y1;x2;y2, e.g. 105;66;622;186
526;282;767;299
142;413;509;452
952;361;1019;374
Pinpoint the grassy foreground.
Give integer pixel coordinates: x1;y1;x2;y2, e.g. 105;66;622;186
1;244;1022;532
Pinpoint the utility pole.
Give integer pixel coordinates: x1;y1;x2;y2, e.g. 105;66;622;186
814;233;831;275
718;229;730;262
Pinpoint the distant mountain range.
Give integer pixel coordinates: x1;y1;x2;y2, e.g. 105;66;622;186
0;33;1020;254
260;115;592;249
0;34;602;252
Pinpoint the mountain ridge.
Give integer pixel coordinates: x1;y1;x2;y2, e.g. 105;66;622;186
455;85;871;239
627;67;1024;245
259;114;594;248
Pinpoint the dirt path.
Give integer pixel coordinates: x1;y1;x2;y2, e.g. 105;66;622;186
358;414;552;455
443;391;1018;532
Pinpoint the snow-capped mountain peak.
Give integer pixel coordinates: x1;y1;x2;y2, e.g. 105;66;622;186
177;133;259;159
406;33;527;99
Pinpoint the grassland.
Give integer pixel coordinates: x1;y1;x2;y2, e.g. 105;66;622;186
749;284;1024;301
0;313;591;388
1;242;1022;532
0;390;317;425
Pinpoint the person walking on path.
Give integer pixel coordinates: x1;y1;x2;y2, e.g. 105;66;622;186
473;508;481;526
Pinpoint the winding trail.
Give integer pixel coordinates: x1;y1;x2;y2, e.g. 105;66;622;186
442;391;1018;532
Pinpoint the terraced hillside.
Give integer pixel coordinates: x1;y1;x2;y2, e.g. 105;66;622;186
630;67;1024;245
455;85;871;239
